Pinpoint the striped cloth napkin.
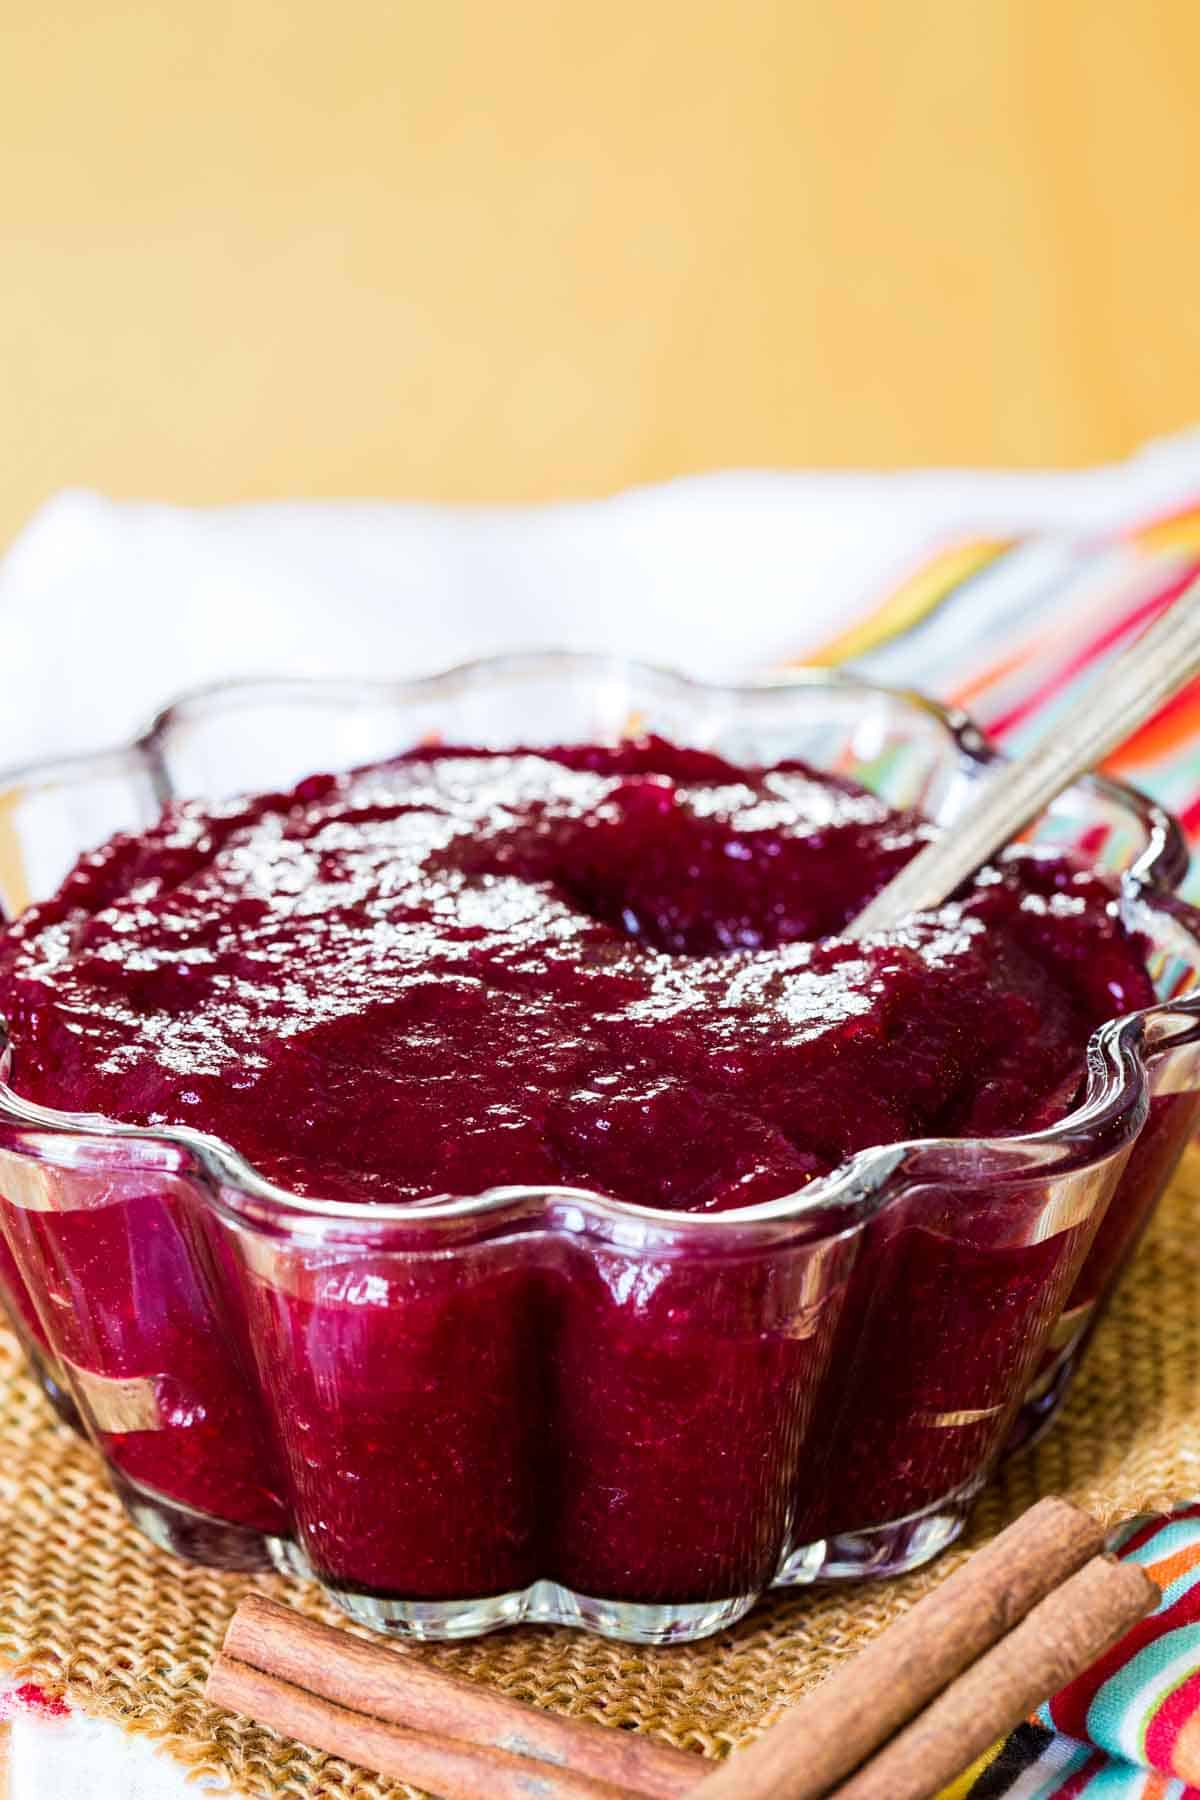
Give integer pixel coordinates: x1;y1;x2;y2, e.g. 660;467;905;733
808;495;1200;888
839;499;1200;1798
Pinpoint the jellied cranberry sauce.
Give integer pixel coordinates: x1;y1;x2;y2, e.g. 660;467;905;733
0;741;1168;1603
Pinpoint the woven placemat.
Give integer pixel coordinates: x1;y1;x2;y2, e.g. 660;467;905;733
1;1153;1198;1800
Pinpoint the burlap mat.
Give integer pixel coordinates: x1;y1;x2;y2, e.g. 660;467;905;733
1;1153;1198;1799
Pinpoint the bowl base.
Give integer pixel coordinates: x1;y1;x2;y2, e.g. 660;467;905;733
777;1480;979;1586
104;1463;979;1636
330;1578;758;1644
109;1469;280;1575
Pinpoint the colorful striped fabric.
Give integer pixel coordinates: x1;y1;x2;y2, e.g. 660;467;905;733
936;1505;1200;1799
812;497;1200;867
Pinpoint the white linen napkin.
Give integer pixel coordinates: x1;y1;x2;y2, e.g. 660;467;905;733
5;429;1200;771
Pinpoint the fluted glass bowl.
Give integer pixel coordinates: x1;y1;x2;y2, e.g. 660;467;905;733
0;652;1197;1645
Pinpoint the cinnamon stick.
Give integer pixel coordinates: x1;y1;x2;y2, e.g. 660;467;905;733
207;1653;642;1799
693;1495;1106;1800
216;1594;704;1799
830;1554;1158;1799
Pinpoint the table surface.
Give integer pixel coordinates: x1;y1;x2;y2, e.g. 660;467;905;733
6;0;1200;551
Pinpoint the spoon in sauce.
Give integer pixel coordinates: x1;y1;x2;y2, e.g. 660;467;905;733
849;575;1200;936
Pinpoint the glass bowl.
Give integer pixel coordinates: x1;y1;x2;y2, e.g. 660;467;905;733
0;652;1197;1645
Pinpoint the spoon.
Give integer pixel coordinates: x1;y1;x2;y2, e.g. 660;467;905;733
848;575;1200;936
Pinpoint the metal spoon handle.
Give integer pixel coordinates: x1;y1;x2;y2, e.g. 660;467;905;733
849;574;1200;936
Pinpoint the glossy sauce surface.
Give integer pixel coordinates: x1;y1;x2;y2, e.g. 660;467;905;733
0;740;1156;1209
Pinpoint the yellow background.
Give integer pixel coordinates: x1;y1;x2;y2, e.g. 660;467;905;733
6;1;1200;548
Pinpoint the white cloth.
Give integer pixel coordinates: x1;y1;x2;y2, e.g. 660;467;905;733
1;1690;229;1798
5;425;1200;1795
5;429;1200;772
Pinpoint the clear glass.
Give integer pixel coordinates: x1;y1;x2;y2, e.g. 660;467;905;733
0;653;1196;1643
